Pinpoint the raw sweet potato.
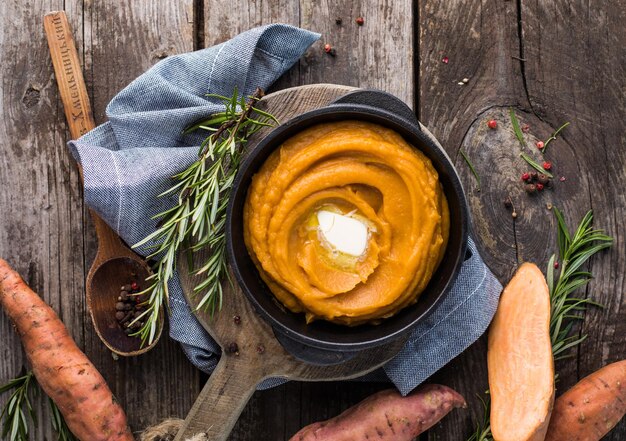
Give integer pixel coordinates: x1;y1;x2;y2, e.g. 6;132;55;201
544;359;626;441
0;258;133;441
288;384;466;441
488;262;555;441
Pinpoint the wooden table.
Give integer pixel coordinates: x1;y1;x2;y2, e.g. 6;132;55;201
1;1;624;440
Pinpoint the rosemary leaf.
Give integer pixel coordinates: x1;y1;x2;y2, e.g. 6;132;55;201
520;152;554;178
132;87;278;346
48;398;76;441
0;371;36;441
542;122;570;153
509;107;526;148
460;150;481;190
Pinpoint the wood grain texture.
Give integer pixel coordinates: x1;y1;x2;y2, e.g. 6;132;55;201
520;4;626;441
0;1;198;437
418;0;626;439
1;0;625;440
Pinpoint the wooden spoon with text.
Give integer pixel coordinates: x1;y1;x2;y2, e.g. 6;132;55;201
44;11;163;356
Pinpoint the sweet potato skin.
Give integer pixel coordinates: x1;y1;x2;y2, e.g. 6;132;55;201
288;384;466;441
488;262;554;441
0;259;133;441
545;360;626;441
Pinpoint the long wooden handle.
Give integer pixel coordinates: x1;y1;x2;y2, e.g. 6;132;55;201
174;356;261;441
44;11;95;138
44;11;130;256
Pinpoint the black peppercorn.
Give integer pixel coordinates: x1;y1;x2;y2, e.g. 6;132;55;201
115;302;125;311
115;311;125;321
227;342;239;355
503;198;512;209
529;171;538;181
335;17;342;25
524;183;537;194
257;344;266;354
537;173;550;185
233;315;241;325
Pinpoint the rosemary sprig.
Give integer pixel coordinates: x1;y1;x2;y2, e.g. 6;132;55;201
48;398;76;441
542;122;570;153
509;107;526;148
132;87;278;345
460;150;481;190
0;372;36;441
0;371;76;441
548;207;613;359
467;207;613;441
520;152;554;178
467;392;492;441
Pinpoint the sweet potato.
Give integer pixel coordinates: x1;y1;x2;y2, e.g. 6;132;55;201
544;360;626;441
288;384;466;441
488;262;555;441
0;258;133;441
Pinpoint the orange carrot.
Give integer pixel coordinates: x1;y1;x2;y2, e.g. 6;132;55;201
545;360;626;441
0;259;133;441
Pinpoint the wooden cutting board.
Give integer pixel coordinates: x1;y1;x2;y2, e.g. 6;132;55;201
175;84;405;441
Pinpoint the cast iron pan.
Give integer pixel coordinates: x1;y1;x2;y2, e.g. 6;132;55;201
226;89;469;362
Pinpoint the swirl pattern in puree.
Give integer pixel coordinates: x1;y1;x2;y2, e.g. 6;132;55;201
244;120;449;325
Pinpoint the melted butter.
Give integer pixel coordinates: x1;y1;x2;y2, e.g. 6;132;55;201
316;210;369;257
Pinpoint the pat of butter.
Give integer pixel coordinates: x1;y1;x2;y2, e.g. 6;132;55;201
316;210;369;257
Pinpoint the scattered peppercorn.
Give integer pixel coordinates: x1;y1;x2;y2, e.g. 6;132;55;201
536;183;545;191
503;198;512;209
335;17;342;25
511;211;518;219
524;183;537;194
554;261;559;269
536;141;545;149
487;119;497;129
227;342;239;355
530;171;538;181
537;173;550;185
442;56;449;64
356;16;364;25
521;124;530;133
131;282;138;290
521;172;531;181
233;315;241;325
542;161;552;170
559;176;566;182
324;43;332;53
257;344;266;354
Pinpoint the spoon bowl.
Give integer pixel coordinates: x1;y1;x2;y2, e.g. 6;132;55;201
87;256;163;356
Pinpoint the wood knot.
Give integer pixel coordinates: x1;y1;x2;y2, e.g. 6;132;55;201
22;86;41;108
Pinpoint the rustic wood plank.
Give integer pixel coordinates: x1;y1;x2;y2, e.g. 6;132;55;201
419;0;626;439
77;0;200;433
0;1;74;438
201;2;414;440
1;1;199;437
520;1;626;439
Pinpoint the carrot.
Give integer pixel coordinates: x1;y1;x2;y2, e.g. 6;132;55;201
0;259;133;441
544;360;626;441
488;262;555;441
288;384;466;441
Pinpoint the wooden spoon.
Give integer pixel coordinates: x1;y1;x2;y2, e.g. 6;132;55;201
44;11;163;356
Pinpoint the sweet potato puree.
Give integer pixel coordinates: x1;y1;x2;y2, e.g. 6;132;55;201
243;120;449;325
